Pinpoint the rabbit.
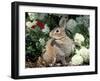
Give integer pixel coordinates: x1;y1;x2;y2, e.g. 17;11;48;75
37;15;75;66
49;26;75;65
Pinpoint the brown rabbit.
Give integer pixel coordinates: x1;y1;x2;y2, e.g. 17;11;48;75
49;27;75;65
37;16;75;66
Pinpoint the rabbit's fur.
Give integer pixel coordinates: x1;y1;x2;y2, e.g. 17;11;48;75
37;39;57;67
49;27;75;65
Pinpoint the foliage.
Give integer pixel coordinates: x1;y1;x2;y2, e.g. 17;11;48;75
26;27;49;60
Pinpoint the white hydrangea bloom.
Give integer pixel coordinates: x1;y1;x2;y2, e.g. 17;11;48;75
66;19;77;31
71;54;83;65
74;33;85;46
42;24;50;34
39;38;45;46
77;47;89;63
28;13;38;20
26;21;33;28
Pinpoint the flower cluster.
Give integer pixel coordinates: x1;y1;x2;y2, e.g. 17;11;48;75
70;54;84;65
74;33;85;46
76;47;89;63
71;46;89;65
26;13;50;34
70;33;90;65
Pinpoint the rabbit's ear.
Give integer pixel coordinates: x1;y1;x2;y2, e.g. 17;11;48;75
59;16;68;29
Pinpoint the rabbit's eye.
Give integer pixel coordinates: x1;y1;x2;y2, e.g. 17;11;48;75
56;29;59;33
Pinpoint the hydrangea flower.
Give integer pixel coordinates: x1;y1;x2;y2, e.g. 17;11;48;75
42;24;50;34
70;54;83;65
39;38;45;46
74;33;85;46
76;47;89;63
26;21;33;28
